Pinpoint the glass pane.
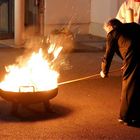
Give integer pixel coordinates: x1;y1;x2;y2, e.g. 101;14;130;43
0;0;8;32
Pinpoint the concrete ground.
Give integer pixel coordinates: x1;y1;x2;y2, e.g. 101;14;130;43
0;35;139;140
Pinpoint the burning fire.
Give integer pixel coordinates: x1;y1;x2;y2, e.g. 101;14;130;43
0;44;62;92
0;27;74;92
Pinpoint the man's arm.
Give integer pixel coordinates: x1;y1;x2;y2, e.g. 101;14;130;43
100;32;116;78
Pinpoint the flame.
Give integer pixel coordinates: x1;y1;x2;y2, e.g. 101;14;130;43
48;43;63;61
0;27;74;92
0;47;61;92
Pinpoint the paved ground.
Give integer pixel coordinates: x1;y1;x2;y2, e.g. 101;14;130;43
0;35;139;140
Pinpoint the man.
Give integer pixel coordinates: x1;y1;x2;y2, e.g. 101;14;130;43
100;18;140;125
116;0;140;23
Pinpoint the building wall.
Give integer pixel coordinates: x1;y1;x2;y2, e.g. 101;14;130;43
89;0;125;37
43;0;124;37
0;0;125;41
44;0;91;35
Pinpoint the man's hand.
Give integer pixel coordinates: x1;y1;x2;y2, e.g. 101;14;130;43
100;71;106;78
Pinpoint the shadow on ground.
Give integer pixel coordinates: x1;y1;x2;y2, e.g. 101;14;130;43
0;101;73;122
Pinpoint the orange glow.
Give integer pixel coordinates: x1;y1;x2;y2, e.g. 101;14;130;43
0;47;61;92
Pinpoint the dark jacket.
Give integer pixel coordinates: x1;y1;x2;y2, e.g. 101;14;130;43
101;22;140;120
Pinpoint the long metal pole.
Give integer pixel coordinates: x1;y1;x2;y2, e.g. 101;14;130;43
58;68;120;86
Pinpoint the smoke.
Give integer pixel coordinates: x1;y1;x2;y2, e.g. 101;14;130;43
15;26;75;72
47;27;75;71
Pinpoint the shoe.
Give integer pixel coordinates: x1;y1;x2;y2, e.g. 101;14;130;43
118;118;128;125
118;118;140;126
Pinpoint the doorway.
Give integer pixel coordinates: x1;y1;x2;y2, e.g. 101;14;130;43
0;0;14;39
25;0;44;35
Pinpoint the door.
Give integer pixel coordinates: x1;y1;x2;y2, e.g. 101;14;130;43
0;0;14;39
25;0;44;35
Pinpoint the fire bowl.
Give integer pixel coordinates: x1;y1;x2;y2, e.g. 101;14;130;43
0;88;58;114
0;88;58;104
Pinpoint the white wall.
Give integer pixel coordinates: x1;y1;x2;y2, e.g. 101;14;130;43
43;0;124;37
90;0;119;37
44;0;91;35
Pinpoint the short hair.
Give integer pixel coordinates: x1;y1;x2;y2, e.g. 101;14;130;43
107;18;123;29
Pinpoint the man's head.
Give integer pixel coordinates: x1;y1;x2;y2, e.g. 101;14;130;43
104;18;123;33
